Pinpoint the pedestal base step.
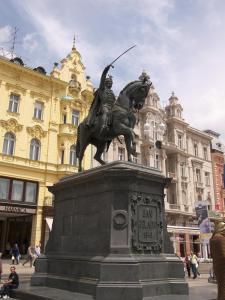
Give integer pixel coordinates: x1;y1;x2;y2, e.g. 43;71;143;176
12;285;94;300
12;285;189;300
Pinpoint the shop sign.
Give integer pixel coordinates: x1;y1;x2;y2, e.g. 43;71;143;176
195;202;211;233
0;204;36;214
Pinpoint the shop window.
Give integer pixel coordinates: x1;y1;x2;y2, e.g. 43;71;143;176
29;138;41;160
0;176;38;204
72;110;79;126
8;93;19;113
11;180;24;201
69;145;77;165
33;101;43;120
0;178;10;200
3;132;15;156
25;182;37;203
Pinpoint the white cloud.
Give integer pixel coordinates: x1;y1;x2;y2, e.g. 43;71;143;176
22;33;39;52
8;0;225;140
0;25;12;44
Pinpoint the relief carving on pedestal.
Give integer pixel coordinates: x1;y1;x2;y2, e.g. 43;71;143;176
130;193;163;253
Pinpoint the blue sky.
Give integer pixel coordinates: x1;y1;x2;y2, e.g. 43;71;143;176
1;0;225;141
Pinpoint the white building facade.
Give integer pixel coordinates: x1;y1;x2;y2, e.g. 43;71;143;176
92;72;215;258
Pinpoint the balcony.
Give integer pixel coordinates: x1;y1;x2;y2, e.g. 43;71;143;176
195;182;203;188
167;172;177;181
59;123;77;136
163;141;186;154
168;204;181;210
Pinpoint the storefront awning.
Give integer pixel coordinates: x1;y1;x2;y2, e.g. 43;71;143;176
46;217;53;231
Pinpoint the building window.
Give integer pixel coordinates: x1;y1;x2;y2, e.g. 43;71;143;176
0;177;38;203
132;155;138;164
177;134;183;149
153;121;158;141
0;178;10;200
8;93;19;113
154;154;160;169
63;114;67;124
3;132;15;155
102;150;108;162
203;147;208;160
205;172;210;186
196;169;201;183
118;148;125;161
60;150;65;164
25;182;37;203
70;145;77;165
72;110;79;126
33;101;43;120
194;143;198;157
180;163;186;177
11;180;24;201
29;138;41;160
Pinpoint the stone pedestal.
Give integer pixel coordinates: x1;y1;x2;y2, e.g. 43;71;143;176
32;161;188;300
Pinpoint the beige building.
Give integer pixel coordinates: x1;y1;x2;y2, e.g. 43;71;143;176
93;72;215;258
0;43;93;254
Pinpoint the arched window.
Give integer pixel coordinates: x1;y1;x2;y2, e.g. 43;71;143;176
70;145;77;165
29;138;41;160
3;132;15;155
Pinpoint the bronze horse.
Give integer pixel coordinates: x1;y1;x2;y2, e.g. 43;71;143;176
76;76;151;171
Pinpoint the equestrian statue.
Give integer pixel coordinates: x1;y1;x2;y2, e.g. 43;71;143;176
76;48;151;172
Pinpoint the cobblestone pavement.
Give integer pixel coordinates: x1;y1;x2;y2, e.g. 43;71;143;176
0;260;217;300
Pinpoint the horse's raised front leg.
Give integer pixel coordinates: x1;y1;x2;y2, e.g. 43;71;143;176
94;142;107;165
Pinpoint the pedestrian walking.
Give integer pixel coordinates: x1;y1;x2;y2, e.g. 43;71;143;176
197;252;201;277
22;245;35;267
184;254;191;278
33;243;41;266
190;251;198;279
0;266;19;298
10;244;20;265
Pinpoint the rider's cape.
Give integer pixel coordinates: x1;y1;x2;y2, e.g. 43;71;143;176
86;89;101;126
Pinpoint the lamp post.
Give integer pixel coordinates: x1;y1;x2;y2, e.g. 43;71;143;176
144;112;166;148
143;112;166;170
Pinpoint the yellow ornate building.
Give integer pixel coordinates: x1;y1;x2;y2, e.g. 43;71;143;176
0;43;93;254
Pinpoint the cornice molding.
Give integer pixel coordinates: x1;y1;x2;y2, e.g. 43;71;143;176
30;90;50;101
5;82;27;95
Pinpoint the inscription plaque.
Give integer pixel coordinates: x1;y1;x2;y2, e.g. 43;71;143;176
131;193;163;253
138;205;158;243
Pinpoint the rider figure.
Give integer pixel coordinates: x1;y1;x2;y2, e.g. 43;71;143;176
99;65;116;131
86;65;116;131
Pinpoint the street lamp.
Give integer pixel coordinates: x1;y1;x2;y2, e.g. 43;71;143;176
144;112;166;148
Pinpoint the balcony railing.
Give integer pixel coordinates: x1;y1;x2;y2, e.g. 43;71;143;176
168;172;177;181
169;204;181;210
195;182;203;188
